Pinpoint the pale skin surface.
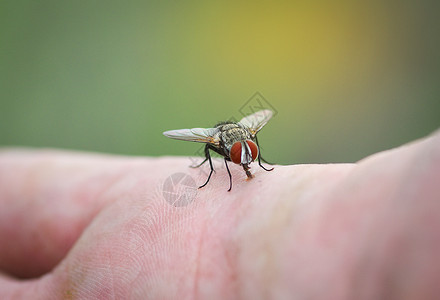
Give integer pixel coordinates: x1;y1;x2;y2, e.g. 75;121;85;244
0;130;439;299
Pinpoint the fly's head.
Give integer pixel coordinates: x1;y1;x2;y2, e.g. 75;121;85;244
229;139;258;166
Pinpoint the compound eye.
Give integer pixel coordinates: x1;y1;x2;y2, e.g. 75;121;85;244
230;142;242;164
246;140;259;161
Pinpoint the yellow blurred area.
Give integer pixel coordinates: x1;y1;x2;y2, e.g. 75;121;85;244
0;1;438;164
146;2;390;96
188;2;382;87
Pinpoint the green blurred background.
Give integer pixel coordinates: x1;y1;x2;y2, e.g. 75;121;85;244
1;1;439;164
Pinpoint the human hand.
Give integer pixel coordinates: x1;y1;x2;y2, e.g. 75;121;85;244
0;130;439;299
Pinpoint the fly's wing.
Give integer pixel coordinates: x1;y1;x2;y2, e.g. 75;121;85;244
163;127;220;145
238;109;273;137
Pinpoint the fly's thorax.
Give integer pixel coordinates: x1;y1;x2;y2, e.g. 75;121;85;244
218;123;251;149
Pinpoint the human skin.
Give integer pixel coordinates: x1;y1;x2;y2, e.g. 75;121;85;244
0;130;439;299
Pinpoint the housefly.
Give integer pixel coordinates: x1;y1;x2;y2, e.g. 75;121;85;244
163;109;274;191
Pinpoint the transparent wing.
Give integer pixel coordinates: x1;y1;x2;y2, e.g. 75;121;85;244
163;127;220;145
238;109;273;136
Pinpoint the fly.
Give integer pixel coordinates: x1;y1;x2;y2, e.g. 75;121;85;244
163;109;274;191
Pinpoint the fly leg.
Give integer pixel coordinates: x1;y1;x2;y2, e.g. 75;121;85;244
258;156;274;171
190;157;208;168
255;136;274;171
224;158;233;192
259;156;273;165
198;144;215;189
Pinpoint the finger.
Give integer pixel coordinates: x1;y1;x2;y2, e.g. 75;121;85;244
2;130;438;298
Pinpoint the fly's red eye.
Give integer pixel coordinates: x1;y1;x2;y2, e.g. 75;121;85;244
230;142;242;164
246;140;259;161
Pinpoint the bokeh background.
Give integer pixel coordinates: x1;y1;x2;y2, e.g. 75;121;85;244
1;1;439;164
